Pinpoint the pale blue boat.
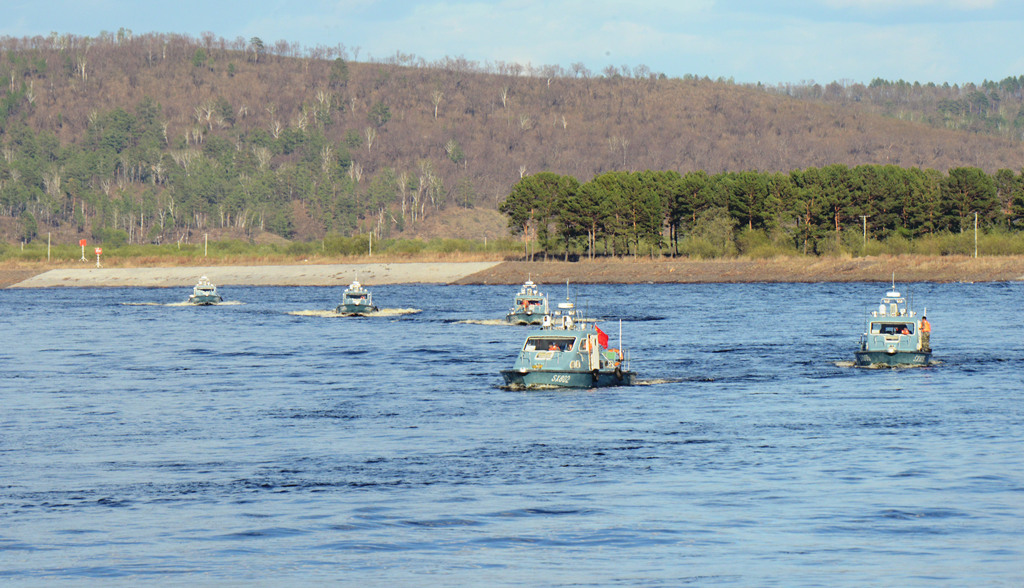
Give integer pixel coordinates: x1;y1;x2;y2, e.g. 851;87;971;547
335;280;378;315
855;282;932;367
501;298;635;388
187;276;223;305
504;279;550;325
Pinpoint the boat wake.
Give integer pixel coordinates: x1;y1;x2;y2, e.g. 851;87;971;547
836;360;938;369
458;319;516;326
500;383;575;391
376;308;422;317
633;377;682;386
165;300;243;307
289;310;338;318
288;308;421;318
123;301;243;307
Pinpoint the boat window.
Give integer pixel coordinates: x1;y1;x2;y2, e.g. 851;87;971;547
876;323;914;335
524;337;577;352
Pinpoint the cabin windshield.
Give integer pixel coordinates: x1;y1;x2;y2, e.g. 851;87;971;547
523;336;577;352
871;322;915;335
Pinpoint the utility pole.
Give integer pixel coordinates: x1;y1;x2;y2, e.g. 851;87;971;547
974;212;978;258
860;216;868;254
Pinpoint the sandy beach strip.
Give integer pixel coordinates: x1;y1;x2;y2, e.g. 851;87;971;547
8;262;502;288
6;255;1024;288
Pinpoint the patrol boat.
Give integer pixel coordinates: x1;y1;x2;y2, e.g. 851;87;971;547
187;276;223;305
335;280;378;315
504;279;550;325
855;282;932;367
501;298;635;388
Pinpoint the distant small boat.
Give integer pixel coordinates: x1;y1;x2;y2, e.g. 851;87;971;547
188;276;223;305
501;292;635;388
335;280;378;316
504;279;550;325
855;281;932;367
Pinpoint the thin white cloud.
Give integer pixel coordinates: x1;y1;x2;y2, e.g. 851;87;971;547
823;0;999;9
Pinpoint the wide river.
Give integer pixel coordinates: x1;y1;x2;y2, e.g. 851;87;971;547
2;281;1022;586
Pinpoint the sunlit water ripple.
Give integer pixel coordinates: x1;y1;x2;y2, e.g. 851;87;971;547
1;282;1022;585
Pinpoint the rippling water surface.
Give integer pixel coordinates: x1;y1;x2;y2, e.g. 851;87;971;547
2;281;1022;585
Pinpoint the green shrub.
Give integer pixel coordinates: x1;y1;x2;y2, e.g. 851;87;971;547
425;238;477;253
675;236;722;259
92;227;129;247
323;233;369;256
285;241;316;256
387;239;425;255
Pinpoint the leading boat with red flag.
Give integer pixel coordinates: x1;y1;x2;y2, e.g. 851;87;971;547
500;296;635;388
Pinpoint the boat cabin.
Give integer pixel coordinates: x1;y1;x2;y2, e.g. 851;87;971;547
523;335;578;353
514;281;547;309
870;322;915;335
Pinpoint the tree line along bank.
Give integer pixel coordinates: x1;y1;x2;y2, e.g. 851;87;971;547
499;166;1024;259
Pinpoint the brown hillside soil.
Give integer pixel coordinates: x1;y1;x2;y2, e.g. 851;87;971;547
397;208;509;241
0;269;45;288
453;255;1024;284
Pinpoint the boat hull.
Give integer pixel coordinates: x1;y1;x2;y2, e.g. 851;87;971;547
188;295;222;305
504;311;546;325
335;304;377;316
854;350;931;367
501;368;634;389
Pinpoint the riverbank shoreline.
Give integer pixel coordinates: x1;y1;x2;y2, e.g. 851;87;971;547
4;255;1023;288
3;262;502;289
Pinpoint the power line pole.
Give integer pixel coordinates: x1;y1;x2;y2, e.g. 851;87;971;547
974;212;978;258
861;215;868;254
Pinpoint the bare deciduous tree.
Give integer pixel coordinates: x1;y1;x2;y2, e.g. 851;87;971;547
364;126;376;152
431;89;443;119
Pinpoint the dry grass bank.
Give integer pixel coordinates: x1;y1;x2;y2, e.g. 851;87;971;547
4;254;1024;288
454;255;1024;284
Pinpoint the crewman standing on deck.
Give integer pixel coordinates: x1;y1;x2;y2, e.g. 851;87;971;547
920;315;931;352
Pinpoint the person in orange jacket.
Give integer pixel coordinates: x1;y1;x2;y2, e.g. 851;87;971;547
920;316;931;352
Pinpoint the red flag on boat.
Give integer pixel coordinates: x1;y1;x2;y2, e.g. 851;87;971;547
596;326;609;349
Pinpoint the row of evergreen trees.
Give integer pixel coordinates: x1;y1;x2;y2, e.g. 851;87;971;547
500;165;1024;258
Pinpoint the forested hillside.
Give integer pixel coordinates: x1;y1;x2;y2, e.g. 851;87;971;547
2;31;1024;250
769;76;1024;141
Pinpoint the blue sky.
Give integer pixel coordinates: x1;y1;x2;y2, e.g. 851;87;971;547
5;0;1023;85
